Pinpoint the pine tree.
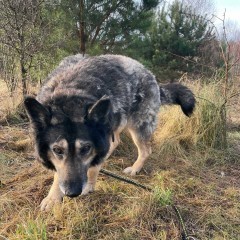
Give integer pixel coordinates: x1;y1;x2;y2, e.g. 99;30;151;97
140;0;215;80
52;0;159;55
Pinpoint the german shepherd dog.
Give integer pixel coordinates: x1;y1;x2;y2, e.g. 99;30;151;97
24;55;195;210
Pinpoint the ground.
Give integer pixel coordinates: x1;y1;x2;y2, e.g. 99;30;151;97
0;80;240;240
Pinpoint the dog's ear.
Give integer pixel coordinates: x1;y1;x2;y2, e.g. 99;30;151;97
24;97;51;130
87;95;112;126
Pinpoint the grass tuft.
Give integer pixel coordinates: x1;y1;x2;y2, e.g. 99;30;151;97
152;187;173;207
153;81;228;164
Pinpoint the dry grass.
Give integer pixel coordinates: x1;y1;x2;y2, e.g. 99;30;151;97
154;81;227;153
0;80;240;240
0;80;38;124
0;81;23;123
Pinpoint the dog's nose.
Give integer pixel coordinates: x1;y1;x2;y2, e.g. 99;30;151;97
65;190;80;198
59;182;82;198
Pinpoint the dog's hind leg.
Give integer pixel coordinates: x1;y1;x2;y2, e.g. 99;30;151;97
40;173;64;211
123;127;152;176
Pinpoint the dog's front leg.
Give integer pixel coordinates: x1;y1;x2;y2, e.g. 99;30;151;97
81;164;102;195
40;172;64;211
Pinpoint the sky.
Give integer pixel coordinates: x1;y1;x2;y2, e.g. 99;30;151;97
165;0;240;25
215;0;240;24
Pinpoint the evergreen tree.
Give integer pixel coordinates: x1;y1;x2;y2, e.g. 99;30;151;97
130;0;215;80
50;0;159;55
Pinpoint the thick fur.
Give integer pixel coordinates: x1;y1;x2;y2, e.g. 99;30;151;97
159;83;195;116
24;54;195;210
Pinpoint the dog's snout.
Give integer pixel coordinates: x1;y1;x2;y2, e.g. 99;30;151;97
59;181;83;198
65;190;80;198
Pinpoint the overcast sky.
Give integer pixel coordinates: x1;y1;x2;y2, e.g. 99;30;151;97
164;0;240;24
215;0;240;24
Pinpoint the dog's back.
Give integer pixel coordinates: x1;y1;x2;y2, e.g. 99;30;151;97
37;55;161;133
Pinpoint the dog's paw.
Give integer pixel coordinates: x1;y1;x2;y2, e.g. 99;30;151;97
123;167;139;176
40;196;62;211
81;183;95;195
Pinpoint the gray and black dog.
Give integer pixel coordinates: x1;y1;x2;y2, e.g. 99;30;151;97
24;54;195;210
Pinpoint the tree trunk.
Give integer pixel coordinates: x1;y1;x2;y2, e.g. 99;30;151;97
79;0;86;55
80;21;86;55
20;60;28;96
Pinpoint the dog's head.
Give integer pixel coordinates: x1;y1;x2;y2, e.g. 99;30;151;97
24;96;113;197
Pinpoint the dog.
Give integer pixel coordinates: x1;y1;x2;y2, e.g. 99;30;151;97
24;54;195;210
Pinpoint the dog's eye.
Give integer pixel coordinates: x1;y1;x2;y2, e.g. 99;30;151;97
53;146;64;156
80;145;91;156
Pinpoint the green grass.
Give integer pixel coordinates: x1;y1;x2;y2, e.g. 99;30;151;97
15;218;47;240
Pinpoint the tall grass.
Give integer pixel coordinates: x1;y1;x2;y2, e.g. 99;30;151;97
153;81;227;159
0;80;23;124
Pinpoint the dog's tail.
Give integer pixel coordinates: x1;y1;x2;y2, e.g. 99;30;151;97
159;83;195;117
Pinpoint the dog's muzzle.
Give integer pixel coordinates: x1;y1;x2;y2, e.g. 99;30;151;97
59;181;83;198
